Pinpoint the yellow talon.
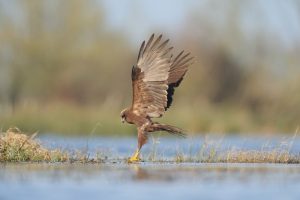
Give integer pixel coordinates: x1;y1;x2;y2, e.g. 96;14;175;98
128;150;141;163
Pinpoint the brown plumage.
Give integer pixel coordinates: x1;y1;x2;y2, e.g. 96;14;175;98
120;34;194;162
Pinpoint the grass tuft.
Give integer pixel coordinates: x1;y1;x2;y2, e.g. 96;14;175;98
0;128;68;162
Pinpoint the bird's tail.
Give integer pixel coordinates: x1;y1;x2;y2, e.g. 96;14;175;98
151;122;186;137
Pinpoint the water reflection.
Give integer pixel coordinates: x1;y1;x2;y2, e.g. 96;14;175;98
130;164;175;182
1;163;300;200
130;163;300;184
1;163;300;184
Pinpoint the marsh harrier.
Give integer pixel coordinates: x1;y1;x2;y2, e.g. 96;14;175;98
120;34;194;162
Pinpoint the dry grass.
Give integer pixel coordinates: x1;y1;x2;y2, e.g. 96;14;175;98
168;134;300;164
1;127;299;164
224;149;298;163
0;127;107;163
144;132;300;164
0;128;68;162
170;149;300;164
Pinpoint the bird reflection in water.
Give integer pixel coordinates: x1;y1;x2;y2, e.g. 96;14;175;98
129;164;174;182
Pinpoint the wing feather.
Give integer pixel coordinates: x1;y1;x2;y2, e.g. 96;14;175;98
137;41;145;62
132;34;171;118
166;51;194;110
142;34;154;55
131;34;194;116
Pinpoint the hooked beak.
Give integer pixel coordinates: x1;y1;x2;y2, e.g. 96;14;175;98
121;117;125;123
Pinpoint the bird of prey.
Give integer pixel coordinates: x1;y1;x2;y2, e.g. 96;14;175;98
120;34;194;162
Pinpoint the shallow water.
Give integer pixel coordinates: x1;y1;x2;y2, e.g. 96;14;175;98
1;135;300;200
40;134;300;159
1;163;300;200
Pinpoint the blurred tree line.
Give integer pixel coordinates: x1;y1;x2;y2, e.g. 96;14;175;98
174;0;300;133
0;0;132;108
0;0;299;134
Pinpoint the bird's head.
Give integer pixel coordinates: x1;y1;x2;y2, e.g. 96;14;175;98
120;108;129;123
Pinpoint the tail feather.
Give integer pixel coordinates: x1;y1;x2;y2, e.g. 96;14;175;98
152;122;186;137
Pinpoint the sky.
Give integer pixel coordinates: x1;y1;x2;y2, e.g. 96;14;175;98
100;0;201;45
100;0;300;48
0;0;299;48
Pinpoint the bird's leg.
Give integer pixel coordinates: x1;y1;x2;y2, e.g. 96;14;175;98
128;149;141;163
128;128;148;163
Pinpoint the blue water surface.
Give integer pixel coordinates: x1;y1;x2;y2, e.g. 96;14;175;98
1;135;300;200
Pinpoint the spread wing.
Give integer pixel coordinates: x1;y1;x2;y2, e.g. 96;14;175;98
131;34;172;118
166;51;194;110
